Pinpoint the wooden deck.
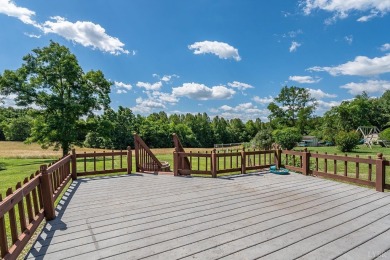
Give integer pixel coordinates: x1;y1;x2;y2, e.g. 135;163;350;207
26;172;390;260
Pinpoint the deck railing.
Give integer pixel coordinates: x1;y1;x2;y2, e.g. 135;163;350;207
174;148;278;177
0;172;44;260
74;148;131;177
280;148;388;192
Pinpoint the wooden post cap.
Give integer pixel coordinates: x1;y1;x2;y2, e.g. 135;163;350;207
377;153;383;159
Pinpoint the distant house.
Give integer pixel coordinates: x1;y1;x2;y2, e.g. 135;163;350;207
300;136;319;147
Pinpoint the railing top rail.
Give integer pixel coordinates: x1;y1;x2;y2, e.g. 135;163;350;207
281;150;305;156
309;152;377;164
46;154;72;174
75;151;127;158
0;174;41;217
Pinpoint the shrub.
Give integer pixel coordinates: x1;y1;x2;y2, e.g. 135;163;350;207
273;128;302;150
335;131;360;152
379;128;390;141
250;128;273;150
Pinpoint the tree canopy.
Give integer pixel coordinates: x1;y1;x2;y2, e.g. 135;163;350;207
0;41;111;155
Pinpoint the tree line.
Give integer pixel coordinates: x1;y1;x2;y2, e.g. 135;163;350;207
1;41;390;155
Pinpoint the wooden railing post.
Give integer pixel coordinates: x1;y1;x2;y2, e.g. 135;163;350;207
241;148;246;174
127;146;132;174
274;149;281;169
40;165;56;221
302;148;310;176
71;149;77;180
211;149;217;178
173;151;179;176
376;153;385;192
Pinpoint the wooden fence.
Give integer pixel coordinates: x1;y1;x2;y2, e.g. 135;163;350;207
281;148;389;192
0;148;132;260
174;148;278;177
2;143;390;259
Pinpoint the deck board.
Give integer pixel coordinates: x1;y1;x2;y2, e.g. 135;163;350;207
26;172;390;260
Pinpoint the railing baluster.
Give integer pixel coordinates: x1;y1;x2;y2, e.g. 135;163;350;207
103;151;106;171
324;152;328;173
24;178;34;223
16;182;27;232
6;188;18;243
356;155;360;179
0;194;9;258
334;153;337;174
30;174;40;216
112;150;114;170
368;156;372;181
344;154;348;176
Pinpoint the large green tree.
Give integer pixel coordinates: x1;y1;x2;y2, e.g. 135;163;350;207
0;41;111;155
267;86;316;134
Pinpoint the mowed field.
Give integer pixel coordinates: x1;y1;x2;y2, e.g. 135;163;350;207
0;141;220;198
1;141;390;198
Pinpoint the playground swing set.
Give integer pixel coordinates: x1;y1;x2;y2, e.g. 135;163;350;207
356;126;389;148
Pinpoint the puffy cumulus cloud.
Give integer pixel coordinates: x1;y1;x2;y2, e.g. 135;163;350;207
289;41;301;52
172;83;235;100
227;81;254;90
188;41;241;61
114;81;132;90
316;100;342;114
136;81;163;91
380;43;390;51
152;73;179;83
308;54;390;76
0;0;39;26
289;75;321;84
253;96;274;105
307;88;337;99
212;102;269;121
42;16;130;55
132;97;166;114
150;91;178;104
301;0;390;23
340;80;390;95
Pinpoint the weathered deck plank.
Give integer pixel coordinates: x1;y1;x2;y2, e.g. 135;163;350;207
26;172;390;260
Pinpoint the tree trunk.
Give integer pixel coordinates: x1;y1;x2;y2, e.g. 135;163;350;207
62;142;69;156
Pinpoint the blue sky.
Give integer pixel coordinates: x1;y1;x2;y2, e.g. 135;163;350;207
1;0;390;121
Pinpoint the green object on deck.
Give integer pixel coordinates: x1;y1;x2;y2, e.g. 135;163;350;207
270;167;289;175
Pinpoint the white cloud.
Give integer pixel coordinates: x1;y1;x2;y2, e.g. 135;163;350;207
289;75;321;84
380;43;390;51
153;73;179;83
132;97;166;114
24;32;41;38
0;94;17;107
42;16;130;55
151;91;178;104
340;80;390;95
253;96;274;105
344;35;353;45
0;0;38;26
227;81;254;90
136;81;163;91
114;81;132;90
301;0;390;23
188;41;241;61
212;102;268;121
316;100;342;113
289;41;301;52
307;88;337;99
172;83;235;100
116;89;127;94
308;54;390;76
